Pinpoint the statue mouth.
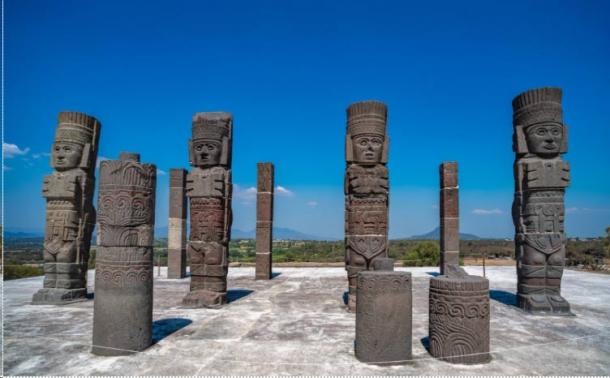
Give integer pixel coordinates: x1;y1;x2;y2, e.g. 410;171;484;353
544;144;558;150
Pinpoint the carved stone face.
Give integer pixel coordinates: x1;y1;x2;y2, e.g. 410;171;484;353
525;123;563;157
352;134;384;164
51;142;83;170
192;139;222;167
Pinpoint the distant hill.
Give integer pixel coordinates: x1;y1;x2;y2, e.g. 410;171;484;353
4;231;44;239
151;226;336;241
405;227;482;240
232;227;338;241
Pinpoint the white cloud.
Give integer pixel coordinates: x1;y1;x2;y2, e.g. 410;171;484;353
3;143;30;158
307;201;318;207
233;184;257;204
157;169;167;176
566;207;610;214
275;185;294;197
32;152;50;159
472;208;503;215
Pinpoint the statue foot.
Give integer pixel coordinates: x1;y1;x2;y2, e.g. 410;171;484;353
182;290;227;308
518;293;552;314
548;294;572;315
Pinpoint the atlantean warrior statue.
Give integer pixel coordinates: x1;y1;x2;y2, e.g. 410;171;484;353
33;112;101;304
512;87;571;315
92;152;156;355
345;100;389;311
182;112;233;308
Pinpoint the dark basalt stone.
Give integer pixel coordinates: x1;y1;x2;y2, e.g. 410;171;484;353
355;271;412;365
344;100;390;312
512;87;572;315
33;112;101;305
91;153;156;356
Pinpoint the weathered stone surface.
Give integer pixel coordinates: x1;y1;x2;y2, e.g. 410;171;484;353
168;168;187;279
92;153;156;356
183;112;233;308
429;275;491;364
256;162;274;280
440;162;459;275
33;112;101;305
512;87;571;315
345;100;390;311
355;271;412;365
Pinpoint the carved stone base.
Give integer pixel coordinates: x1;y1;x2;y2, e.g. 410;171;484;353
182;289;227;308
518;294;572;316
32;288;88;305
429;275;491;364
355;271;412;365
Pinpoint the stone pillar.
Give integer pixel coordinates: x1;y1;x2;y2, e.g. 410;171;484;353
256;162;274;280
33;112;101;305
344;100;390;311
168;169;187;279
440;162;459;275
512;87;571;315
429;274;491;364
91;152;156;356
182;112;233;308
355;271;412;365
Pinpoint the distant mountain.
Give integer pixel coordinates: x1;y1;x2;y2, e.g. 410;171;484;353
151;226;337;241
4;231;44;239
405;227;482;240
233;227;338;241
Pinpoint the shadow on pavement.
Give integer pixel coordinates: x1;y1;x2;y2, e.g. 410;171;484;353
227;289;254;303
152;318;193;343
489;289;518;307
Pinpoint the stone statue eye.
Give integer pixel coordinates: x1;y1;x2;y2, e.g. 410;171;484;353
63;146;71;152
207;144;216;151
372;139;381;145
359;139;368;146
196;145;203;151
536;128;546;136
551;128;561;136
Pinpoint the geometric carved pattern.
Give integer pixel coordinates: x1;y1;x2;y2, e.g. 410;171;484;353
512;87;571;315
345;101;390;311
429;276;491;364
92;153;156;356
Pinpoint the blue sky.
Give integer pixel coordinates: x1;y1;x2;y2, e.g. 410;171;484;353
4;0;610;238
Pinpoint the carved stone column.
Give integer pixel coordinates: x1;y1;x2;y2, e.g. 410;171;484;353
429;163;491;364
429;274;491;364
168;168;187;279
440;162;459;274
344;100;390;311
512;87;571;315
33;112;101;305
355;271;412;365
92;152;156;356
182;112;233;308
256;162;274;280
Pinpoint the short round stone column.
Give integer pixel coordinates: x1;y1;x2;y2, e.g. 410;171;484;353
428;275;491;364
355;271;412;365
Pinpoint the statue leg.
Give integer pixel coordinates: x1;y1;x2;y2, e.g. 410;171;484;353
518;244;551;313
346;250;366;312
55;242;85;289
43;247;57;288
546;247;571;314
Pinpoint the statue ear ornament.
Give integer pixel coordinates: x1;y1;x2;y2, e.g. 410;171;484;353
345;133;353;162
513;124;529;155
560;124;568;154
188;139;195;166
79;143;92;169
381;137;389;164
221;136;229;166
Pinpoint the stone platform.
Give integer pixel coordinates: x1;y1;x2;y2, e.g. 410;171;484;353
3;267;610;375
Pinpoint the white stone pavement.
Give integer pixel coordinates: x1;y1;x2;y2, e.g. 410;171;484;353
3;266;610;375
